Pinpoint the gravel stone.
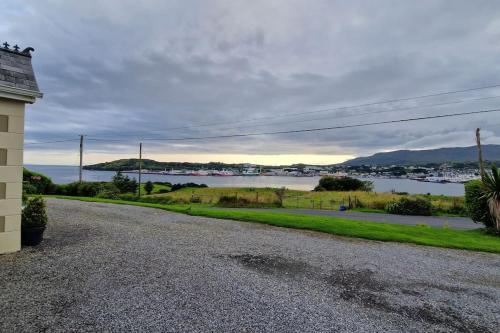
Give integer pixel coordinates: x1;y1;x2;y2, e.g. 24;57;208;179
0;199;499;332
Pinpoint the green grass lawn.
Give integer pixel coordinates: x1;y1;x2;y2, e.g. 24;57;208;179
46;195;500;254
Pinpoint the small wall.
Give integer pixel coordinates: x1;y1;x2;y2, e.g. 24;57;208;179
0;98;25;254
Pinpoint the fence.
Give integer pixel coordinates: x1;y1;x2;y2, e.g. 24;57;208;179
186;191;365;210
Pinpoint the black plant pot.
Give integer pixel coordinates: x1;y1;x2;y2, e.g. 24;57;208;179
21;226;46;246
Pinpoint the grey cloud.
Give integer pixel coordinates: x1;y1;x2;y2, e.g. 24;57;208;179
2;0;500;161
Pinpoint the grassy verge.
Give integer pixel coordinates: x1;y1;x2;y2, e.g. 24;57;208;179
46;195;500;254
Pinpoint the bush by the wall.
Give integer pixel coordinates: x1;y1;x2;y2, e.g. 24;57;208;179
385;197;433;216
464;180;493;228
22;197;48;228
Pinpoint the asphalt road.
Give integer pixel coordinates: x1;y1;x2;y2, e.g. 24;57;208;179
1;199;499;332
237;208;478;230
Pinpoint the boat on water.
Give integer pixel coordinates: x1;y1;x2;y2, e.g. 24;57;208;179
242;167;261;176
212;170;235;176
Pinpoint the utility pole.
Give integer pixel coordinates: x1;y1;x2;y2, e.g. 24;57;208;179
138;142;142;197
476;128;485;178
79;135;84;183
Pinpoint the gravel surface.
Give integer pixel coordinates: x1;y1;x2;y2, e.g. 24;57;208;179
1;199;499;332
222;208;477;229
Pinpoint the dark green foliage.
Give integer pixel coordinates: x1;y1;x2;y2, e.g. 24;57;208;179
170;183;208;191
144;181;154;195
158;189;170;194
112;171;138;194
23;168;56;194
465;180;494;228
481;165;500;232
84;159;247;172
22;197;48;228
56;182;103;197
315;176;373;192
385;197;433;216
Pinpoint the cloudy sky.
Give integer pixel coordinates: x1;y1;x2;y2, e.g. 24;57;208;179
2;0;500;165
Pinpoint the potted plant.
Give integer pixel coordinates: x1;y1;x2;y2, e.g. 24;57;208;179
21;197;48;246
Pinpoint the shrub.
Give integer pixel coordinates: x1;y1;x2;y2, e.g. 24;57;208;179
385;197;433;216
96;184;120;199
112;171;138;194
22;197;48;228
23;168;56;194
465;180;494;228
158;189;170;194
144;181;154;195
170;183;208;192
56;181;102;197
315;176;373;192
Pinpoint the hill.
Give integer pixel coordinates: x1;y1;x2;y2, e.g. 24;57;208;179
83;159;250;171
343;145;500;166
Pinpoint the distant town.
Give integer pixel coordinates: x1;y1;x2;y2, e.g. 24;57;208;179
92;161;482;184
84;145;500;184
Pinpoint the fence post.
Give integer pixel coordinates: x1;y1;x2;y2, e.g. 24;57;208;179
319;200;322;210
312;200;315;209
296;195;299;208
256;192;259;203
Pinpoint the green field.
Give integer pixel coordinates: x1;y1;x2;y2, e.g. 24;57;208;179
146;186;465;215
48;195;500;254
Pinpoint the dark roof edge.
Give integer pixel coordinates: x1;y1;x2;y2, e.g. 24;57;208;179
0;84;43;103
0;45;34;58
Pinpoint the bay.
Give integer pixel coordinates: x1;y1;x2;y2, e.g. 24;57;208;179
25;165;465;196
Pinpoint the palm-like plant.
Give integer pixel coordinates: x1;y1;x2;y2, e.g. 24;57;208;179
482;165;500;233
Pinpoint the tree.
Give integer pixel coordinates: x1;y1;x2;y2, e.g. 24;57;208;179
464;180;493;228
315;176;372;192
144;181;154;195
481;165;500;233
112;171;138;194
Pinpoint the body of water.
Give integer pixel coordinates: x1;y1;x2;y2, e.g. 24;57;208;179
26;165;465;196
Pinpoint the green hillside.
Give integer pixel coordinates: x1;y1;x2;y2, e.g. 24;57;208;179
343;145;500;166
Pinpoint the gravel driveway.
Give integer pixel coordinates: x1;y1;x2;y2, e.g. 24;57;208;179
1;199;499;332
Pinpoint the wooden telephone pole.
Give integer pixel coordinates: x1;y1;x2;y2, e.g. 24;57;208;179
138;142;143;197
79;135;84;183
476;128;485;178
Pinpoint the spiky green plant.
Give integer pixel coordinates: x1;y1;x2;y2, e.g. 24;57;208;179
482;165;500;233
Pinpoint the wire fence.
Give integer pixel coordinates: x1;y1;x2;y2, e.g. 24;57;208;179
184;191;366;211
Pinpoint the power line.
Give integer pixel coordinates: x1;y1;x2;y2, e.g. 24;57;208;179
24;138;80;146
23;84;500;145
136;83;500;131
123;94;500;137
86;93;500;140
86;108;500;143
86;82;500;137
